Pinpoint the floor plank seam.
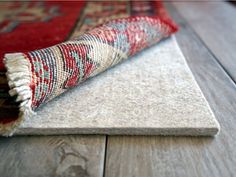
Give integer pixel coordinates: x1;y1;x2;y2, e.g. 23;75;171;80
172;3;236;86
103;135;108;177
188;27;236;86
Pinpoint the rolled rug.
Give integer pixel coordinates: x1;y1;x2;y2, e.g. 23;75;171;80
0;1;178;136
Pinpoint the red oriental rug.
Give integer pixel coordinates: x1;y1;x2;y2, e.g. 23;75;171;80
0;1;178;135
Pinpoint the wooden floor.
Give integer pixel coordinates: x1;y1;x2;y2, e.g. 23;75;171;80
0;2;235;177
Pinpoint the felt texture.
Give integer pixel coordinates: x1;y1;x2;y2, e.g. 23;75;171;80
15;37;220;136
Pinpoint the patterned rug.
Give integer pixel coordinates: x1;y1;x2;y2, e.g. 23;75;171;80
0;1;178;136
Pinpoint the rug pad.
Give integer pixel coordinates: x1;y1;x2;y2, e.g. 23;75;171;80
16;37;220;136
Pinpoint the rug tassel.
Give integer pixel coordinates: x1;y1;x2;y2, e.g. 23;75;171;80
0;53;35;136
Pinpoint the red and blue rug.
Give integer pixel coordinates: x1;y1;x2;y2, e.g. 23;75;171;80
0;1;178;135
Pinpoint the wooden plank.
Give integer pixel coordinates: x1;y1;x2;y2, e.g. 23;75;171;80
0;135;106;177
104;3;236;177
172;1;236;83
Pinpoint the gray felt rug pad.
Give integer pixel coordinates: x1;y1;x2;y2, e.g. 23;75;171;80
16;37;220;136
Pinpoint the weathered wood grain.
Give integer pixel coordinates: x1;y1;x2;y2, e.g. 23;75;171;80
104;3;236;177
0;135;106;177
173;1;236;83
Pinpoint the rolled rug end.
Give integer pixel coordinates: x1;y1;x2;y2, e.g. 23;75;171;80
0;53;35;136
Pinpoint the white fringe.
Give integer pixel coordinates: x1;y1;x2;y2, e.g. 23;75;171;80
0;53;35;136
